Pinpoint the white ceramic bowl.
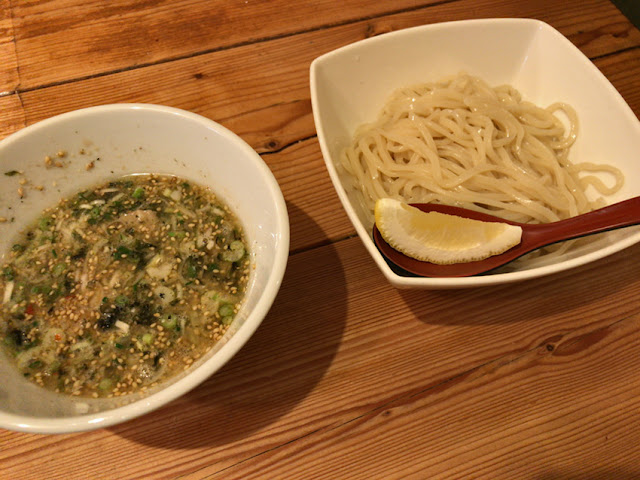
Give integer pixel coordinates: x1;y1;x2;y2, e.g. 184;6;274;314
0;104;289;433
310;18;640;289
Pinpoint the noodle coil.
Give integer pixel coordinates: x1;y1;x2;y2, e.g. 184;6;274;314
339;74;624;235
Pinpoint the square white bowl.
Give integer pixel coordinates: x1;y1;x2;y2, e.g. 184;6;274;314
310;18;640;288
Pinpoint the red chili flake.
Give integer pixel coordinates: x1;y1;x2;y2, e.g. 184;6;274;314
25;303;36;315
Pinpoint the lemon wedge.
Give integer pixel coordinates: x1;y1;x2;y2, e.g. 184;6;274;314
374;198;522;265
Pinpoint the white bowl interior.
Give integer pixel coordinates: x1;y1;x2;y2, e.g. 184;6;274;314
0;104;289;432
311;18;640;288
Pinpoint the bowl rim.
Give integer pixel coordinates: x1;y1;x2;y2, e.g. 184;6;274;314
310;18;640;289
0;103;290;433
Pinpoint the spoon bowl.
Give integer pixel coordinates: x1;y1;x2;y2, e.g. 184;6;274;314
373;196;640;277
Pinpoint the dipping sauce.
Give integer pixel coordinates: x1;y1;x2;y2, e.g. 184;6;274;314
0;174;249;398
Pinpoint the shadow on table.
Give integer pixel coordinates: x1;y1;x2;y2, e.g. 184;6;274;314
398;241;640;327
111;202;348;449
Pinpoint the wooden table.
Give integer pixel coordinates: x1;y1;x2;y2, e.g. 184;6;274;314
1;1;640;478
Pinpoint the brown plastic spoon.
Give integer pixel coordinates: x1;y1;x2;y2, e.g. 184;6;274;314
372;196;640;278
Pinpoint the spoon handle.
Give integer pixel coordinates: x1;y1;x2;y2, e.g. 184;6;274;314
525;195;640;248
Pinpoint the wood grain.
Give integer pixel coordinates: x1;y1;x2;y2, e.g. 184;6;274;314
1;0;638;146
213;315;640;479
10;0;444;89
0;1;638;254
2;236;640;479
9;0;640;91
0;0;19;94
1;0;640;479
0;95;25;140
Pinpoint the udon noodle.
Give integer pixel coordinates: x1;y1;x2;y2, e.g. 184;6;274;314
339;73;624;265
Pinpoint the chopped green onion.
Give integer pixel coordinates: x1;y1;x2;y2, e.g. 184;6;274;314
4;170;19;176
38;217;52;231
98;378;113;391
159;313;178;330
221;240;245;262
185;257;198;278
218;303;234;317
89;206;101;222
52;263;67;276
47;360;61;373
132;187;145;199
113;246;132;259
142;333;154;345
3;267;14;281
115;295;128;306
28;360;42;369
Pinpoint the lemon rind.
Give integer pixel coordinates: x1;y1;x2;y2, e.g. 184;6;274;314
375;198;523;265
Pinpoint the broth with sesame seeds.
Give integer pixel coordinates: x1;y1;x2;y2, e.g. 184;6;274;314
0;174;249;398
